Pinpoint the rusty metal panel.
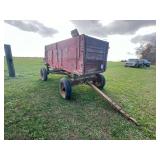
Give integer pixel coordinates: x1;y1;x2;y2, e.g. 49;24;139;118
44;34;109;76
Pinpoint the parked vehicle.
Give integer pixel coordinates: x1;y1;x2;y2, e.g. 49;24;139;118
121;60;127;62
141;59;151;67
124;59;151;68
40;33;109;99
124;59;139;67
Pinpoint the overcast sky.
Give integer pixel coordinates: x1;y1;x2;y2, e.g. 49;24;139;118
4;20;156;61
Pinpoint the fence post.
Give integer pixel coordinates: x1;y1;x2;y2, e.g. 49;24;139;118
4;44;16;77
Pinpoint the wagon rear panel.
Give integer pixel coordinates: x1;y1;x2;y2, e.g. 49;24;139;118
45;44;59;68
84;35;109;75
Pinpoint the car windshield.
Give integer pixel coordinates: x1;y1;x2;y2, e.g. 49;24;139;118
128;59;138;62
143;59;148;62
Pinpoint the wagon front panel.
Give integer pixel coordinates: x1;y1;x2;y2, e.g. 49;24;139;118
84;35;109;75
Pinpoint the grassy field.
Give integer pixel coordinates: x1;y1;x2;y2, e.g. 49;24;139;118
4;57;156;140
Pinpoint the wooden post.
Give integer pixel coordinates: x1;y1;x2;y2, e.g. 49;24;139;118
4;44;16;77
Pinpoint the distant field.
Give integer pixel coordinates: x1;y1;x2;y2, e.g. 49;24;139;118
4;57;156;139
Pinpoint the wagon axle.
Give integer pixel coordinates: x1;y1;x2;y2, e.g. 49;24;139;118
40;67;106;99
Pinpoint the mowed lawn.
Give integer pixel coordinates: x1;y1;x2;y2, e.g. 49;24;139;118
4;57;156;140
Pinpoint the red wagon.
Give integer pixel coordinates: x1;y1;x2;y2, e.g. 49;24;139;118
40;33;109;99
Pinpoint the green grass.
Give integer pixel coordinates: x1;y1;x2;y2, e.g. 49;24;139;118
4;57;156;139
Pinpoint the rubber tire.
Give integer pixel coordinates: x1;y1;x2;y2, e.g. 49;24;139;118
140;64;144;68
40;67;48;81
135;64;139;68
93;74;106;90
59;78;72;99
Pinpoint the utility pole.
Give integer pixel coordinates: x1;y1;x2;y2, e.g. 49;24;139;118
4;44;16;77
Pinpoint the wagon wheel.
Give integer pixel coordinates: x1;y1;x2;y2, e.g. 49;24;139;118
93;74;106;90
40;67;48;81
59;78;72;99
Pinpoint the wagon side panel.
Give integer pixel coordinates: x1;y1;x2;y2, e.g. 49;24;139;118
57;36;84;75
45;39;77;71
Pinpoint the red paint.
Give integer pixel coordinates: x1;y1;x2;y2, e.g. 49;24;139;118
44;34;109;75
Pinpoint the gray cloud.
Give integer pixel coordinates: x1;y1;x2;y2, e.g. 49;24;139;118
4;20;58;37
131;32;156;45
71;20;156;37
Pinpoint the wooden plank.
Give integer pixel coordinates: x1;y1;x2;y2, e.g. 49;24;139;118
88;82;139;126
